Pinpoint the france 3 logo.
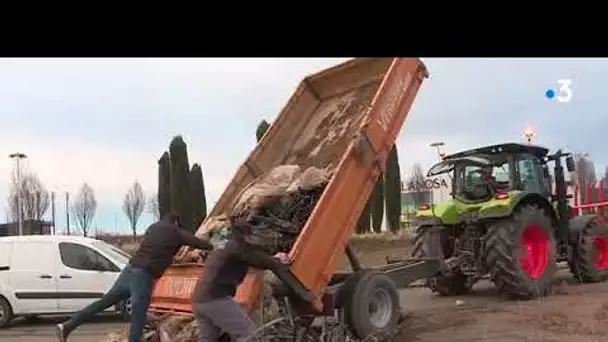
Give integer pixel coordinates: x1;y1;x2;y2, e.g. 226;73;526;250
545;79;573;103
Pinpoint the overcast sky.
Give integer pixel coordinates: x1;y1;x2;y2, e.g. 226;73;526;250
0;58;603;234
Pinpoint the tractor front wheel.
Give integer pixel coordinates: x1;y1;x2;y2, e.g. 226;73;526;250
483;205;557;299
569;217;608;283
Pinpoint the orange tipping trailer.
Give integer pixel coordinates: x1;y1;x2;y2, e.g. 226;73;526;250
149;58;437;339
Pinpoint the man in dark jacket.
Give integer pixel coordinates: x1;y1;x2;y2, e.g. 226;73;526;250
56;213;214;342
191;220;291;342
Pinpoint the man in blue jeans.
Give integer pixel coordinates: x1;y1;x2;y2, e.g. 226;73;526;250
56;213;214;342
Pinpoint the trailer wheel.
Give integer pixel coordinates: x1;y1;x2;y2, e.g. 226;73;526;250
412;225;471;296
340;270;400;340
569;217;608;283
483;205;557;299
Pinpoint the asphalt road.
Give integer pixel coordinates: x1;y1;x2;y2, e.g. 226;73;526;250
0;314;126;342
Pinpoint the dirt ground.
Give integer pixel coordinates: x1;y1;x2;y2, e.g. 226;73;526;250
94;235;608;342
350;237;608;342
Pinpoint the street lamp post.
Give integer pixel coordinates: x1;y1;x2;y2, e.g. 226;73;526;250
9;153;27;236
429;142;447;203
430;142;446;160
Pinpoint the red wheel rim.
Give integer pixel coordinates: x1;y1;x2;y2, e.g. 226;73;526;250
592;235;608;270
519;224;549;279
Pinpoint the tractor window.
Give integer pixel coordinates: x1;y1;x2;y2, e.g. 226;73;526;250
492;163;510;183
456;165;491;201
455;160;511;201
516;155;545;193
464;165;484;188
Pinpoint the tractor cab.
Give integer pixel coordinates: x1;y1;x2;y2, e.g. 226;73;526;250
426;143;552;204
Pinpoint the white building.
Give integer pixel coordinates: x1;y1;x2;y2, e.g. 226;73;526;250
400;174;452;227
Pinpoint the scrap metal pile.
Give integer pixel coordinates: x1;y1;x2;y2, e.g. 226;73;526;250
103;165;330;342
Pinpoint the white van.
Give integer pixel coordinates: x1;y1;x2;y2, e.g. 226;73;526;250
0;235;132;327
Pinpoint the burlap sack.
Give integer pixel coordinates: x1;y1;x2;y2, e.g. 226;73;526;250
196;214;231;237
286;166;330;193
232;165;302;217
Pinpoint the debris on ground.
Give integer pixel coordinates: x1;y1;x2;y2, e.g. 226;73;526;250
100;332;126;342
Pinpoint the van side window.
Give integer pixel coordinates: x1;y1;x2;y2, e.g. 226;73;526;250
59;242;119;272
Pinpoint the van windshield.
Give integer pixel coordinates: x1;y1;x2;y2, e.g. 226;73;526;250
93;241;131;265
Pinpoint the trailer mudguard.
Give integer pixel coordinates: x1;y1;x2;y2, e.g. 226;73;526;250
477;192;558;223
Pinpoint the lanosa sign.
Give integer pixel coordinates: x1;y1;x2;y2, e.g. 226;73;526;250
401;178;449;192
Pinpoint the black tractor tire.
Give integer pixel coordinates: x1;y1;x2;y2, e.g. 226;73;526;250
569;218;608;283
0;296;12;328
339;270;400;340
483;204;557;299
412;225;471;296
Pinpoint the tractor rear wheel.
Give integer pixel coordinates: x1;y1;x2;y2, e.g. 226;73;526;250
483;205;557;299
412;225;472;296
569;217;608;283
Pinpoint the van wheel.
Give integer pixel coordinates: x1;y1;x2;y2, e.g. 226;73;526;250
0;297;13;328
118;298;132;321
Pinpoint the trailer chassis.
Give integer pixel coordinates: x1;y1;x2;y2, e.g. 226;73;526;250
248;244;441;342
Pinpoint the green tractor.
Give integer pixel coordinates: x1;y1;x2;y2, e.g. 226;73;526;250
412;142;608;299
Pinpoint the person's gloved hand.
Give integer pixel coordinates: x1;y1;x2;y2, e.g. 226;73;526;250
273;252;292;265
198;249;211;262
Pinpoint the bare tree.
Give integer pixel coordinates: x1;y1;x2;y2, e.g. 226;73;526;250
123;181;145;239
148;195;160;221
7;171;50;223
407;163;427;206
71;183;97;237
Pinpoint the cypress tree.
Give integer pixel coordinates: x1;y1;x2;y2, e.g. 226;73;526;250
256;119;270;142
157;151;172;219
189;163;207;230
169;136;194;231
356;200;371;234
385;144;402;233
370;175;385;233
